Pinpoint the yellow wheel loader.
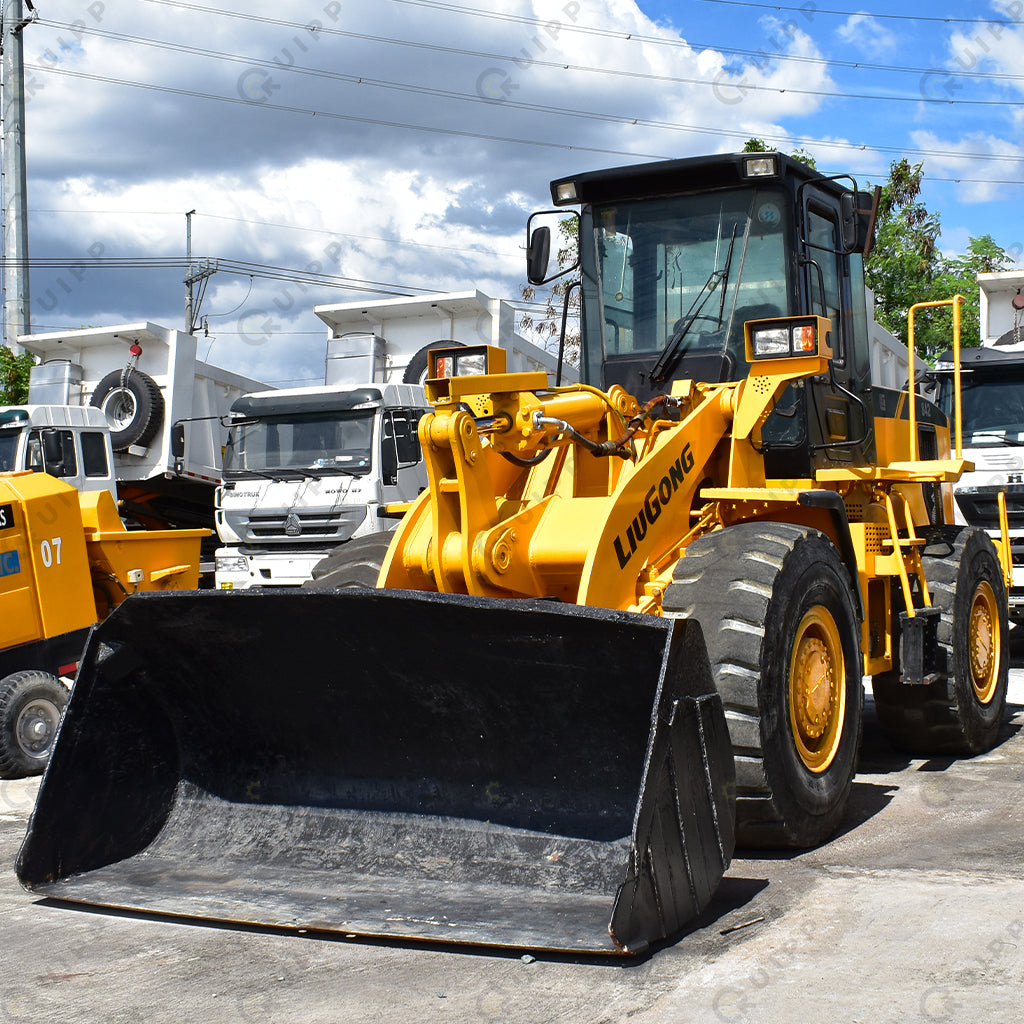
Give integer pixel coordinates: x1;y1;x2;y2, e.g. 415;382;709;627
0;469;206;778
18;152;1009;955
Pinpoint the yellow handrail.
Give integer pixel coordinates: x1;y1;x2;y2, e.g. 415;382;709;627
907;295;964;462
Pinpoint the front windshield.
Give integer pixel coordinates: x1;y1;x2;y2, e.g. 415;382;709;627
581;186;792;387
223;410;375;477
0;433;19;472
938;371;1024;443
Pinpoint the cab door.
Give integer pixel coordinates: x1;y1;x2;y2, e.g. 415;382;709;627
801;190;873;468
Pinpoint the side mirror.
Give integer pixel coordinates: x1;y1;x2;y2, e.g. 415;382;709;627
42;428;63;464
526;225;551;286
380;423;399;486
842;187;881;257
171;422;186;460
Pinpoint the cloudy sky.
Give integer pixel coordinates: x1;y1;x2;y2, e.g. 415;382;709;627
14;0;1024;386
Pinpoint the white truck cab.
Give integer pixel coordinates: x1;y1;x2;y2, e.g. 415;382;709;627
0;405;118;503
214;383;427;589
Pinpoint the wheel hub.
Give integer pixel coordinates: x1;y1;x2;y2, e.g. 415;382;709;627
103;389;137;431
788;606;846;773
16;699;61;759
793;637;834;739
969;580;1000;704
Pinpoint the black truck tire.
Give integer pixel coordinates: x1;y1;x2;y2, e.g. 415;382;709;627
0;670;70;779
872;527;1008;755
403;340;463;385
90;369;165;450
663;521;863;849
306;533;395;588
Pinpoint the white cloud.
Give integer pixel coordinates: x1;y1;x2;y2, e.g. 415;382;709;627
12;0;1021;383
836;13;898;54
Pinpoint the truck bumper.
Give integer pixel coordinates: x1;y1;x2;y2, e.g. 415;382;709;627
214;549;327;589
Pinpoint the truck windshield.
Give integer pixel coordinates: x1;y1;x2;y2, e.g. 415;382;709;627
581;186;792;388
937;370;1024;444
223;410;376;478
0;433;18;472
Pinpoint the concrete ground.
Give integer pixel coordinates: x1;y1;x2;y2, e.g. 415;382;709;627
2;674;1022;1024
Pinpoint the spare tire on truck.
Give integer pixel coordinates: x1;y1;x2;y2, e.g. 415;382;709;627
90;370;164;451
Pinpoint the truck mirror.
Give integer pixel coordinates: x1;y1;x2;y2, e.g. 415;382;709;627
841;187;880;257
42;428;64;469
840;194;858;254
380;421;399;485
171;422;186;460
527;225;551;285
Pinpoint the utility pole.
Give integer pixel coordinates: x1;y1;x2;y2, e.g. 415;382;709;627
184;209;216;334
1;0;33;352
185;209;196;333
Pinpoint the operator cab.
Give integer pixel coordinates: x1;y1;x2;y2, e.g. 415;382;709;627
534;152;882;477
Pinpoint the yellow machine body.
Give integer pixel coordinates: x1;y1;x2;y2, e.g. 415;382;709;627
0;470;206;645
0;472;98;650
382;319;974;685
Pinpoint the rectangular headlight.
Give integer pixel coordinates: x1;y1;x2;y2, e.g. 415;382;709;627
742;155;778;178
554;180;579;203
751;326;792;357
215;554;248;574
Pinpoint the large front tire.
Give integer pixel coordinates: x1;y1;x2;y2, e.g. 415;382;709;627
873;527;1008;755
0;671;70;779
663;522;863;849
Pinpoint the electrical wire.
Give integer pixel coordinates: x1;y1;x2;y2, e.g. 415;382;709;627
693;0;1023;24
35;16;1024;114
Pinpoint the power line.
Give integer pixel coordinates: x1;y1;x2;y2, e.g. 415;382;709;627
29;59;1024;170
28;62;673;162
693;0;1023;23
33;206;521;261
36;17;1024;110
127;0;1024;84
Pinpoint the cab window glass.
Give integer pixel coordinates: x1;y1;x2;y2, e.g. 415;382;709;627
81;432;110;477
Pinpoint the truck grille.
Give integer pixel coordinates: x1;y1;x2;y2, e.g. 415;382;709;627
229;507;366;544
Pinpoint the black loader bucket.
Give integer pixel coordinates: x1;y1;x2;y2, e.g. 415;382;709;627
17;589;734;955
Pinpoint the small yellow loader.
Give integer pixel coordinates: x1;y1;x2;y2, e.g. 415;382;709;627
0;470;205;777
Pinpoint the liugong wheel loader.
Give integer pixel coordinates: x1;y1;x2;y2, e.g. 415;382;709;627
18;152;1009;956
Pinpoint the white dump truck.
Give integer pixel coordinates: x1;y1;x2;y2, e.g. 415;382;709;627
3;322;267;539
929;270;1024;622
214;290;569;589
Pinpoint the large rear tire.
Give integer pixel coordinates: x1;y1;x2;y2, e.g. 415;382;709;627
306;532;394;588
0;671;69;779
872;527;1008;755
663;522;863;849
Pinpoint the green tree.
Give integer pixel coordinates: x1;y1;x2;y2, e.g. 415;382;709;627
865;158;1012;362
743;138;816;169
0;346;34;404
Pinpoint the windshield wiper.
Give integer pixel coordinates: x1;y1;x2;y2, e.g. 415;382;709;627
969;433;1024;447
649;223;738;385
301;464;367;476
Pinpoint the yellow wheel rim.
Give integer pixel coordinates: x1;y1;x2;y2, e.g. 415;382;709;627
969;580;1000;705
788;606;846;773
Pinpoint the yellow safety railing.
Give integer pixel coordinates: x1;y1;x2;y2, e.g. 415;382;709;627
906;295;963;461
